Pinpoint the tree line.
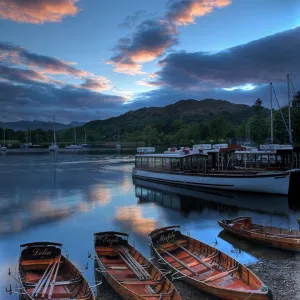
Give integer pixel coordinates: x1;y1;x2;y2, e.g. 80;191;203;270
1;93;300;147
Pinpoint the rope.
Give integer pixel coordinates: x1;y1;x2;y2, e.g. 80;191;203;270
272;84;293;145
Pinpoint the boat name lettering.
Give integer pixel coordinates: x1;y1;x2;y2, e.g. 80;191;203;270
158;232;176;243
32;248;52;256
99;236;122;245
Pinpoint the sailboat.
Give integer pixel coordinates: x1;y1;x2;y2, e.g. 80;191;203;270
65;125;82;149
49;115;59;151
0;128;7;151
81;129;91;148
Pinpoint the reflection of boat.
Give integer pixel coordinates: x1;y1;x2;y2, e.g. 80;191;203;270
134;179;290;216
218;216;300;251
149;226;270;300
15;242;95;300
94;231;181;300
218;230;295;260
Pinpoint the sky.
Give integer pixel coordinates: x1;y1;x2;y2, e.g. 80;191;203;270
0;0;300;123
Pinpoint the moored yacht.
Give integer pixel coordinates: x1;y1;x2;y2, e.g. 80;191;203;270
48;115;59;151
0;128;7;151
132;146;300;195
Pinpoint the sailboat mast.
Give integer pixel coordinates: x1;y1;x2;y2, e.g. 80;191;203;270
53;115;56;144
287;73;292;144
74;125;76;143
3;128;5;146
84;129;87;143
270;82;273;143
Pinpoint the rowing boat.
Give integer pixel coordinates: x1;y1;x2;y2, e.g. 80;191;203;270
18;242;95;300
94;231;181;300
218;216;300;251
149;226;271;300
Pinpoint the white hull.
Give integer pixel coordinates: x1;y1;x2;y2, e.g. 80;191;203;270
132;169;291;195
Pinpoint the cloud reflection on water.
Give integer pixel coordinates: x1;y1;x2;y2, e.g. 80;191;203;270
115;205;156;237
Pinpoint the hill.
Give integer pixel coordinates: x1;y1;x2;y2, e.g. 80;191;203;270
0;120;85;131
80;99;261;139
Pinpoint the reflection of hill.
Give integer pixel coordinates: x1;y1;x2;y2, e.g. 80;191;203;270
218;230;295;261
134;179;292;217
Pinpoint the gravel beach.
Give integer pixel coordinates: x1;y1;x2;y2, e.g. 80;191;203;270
96;253;300;300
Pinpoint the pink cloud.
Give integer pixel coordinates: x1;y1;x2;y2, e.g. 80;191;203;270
167;0;231;26
0;0;80;24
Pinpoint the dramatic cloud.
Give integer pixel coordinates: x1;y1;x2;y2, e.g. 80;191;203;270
166;0;231;26
0;43;126;122
108;20;178;75
0;42;89;77
109;0;231;75
148;27;300;90
0;0;80;24
80;77;112;92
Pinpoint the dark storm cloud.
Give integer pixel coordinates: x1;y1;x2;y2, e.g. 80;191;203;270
151;27;300;90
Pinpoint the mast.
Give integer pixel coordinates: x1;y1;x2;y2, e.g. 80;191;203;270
74;125;76;143
3;128;5;146
270;82;273;143
84;129;87;143
53;115;56;144
287;73;292;144
29;130;31;143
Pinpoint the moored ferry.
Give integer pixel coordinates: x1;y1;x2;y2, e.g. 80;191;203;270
132;146;300;195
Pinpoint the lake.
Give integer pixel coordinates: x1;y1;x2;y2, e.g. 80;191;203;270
0;152;299;299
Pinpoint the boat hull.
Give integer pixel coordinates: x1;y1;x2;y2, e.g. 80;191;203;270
149;229;270;300
219;219;300;251
133;168;290;195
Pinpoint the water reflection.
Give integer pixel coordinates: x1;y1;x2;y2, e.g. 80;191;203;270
115;206;156;236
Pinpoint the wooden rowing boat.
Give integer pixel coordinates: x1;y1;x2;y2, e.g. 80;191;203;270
18;242;95;300
149;226;271;300
94;231;181;300
218;216;300;251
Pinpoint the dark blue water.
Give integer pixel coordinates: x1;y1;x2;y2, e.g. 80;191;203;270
0;152;299;299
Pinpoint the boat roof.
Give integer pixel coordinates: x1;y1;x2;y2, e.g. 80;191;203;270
136;153;207;158
20;242;62;247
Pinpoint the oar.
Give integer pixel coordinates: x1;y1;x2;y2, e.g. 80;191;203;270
171;242;212;269
158;247;200;276
31;262;53;296
118;246;150;279
41;257;59;298
47;255;61;299
115;248;143;279
33;263;56;297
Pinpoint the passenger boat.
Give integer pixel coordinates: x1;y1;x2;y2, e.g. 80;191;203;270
16;242;94;299
94;231;181;300
218;216;300;251
149;226;271;300
132;146;300;195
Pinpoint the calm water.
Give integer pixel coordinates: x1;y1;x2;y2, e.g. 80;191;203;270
0;152;299;299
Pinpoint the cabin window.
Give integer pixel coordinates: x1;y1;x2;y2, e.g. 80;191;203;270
142;157;148;167
155;158;162;168
171;158;181;170
148;157;155;168
162;158;170;169
136;157;142;167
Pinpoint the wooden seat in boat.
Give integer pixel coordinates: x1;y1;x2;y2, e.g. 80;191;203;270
21;258;55;266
